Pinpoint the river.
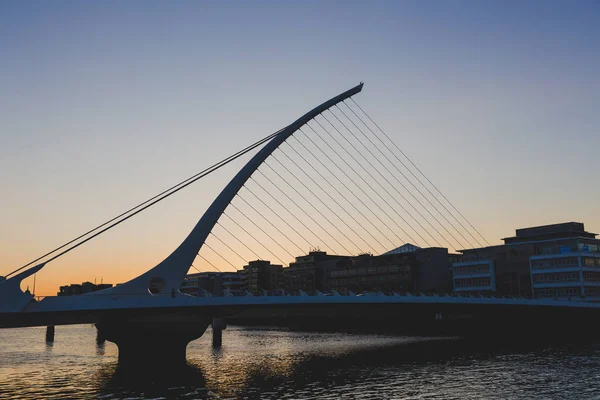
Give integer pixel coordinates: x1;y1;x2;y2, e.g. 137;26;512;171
1;325;599;399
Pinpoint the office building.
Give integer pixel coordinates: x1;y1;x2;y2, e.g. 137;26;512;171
242;260;284;293
180;271;246;296
451;222;600;300
327;245;451;294
284;250;350;293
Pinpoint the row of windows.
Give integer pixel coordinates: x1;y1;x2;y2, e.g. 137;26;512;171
454;278;491;288
535;287;581;297
583;272;600;282
582;257;600;267
536;243;600;255
534;288;581;297
453;265;491;276
330;265;411;277
537;246;570;255
535;287;599;297
579;243;600;252
557;287;582;297
533;272;580;283
534;288;555;297
531;257;579;269
532;257;600;270
460;254;490;262
331;275;412;286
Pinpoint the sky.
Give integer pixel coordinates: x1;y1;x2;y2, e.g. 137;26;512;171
1;1;599;295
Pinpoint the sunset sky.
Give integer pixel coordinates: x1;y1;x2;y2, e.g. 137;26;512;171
1;1;599;296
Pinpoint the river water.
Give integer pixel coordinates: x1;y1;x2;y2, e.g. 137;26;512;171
1;325;599;399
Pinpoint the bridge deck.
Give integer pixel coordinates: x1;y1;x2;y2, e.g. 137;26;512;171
2;293;598;329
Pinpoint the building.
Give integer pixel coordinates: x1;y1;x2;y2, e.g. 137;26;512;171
327;245;451;294
451;222;600;300
284;250;350;294
242;260;284;294
180;271;246;296
528;224;600;300
57;282;113;296
279;245;451;295
329;252;417;294
413;246;453;293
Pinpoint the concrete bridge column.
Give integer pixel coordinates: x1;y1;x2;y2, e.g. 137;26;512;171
96;314;210;368
211;317;226;347
45;325;55;342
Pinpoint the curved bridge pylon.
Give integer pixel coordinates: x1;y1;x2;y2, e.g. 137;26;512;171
92;82;365;296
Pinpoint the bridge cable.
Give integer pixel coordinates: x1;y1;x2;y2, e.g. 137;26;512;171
297;128;402;248
242;184;316;250
236;192;305;254
341;102;481;248
349;98;490;247
253;171;337;254
219;212;289;266
283;140;387;253
338;103;476;249
196;254;223;273
6;129;282;278
228;202;292;265
249;175;329;252
269;155;364;254
277;146;376;253
202;243;239;270
303;123;408;247
261;162;354;255
190;264;202;273
331;106;466;249
215;221;264;261
209;232;249;263
325;109;449;248
311;118;424;246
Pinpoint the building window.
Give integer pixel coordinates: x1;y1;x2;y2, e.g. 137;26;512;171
533;272;580;283
454;277;491;288
556;287;581;297
583;257;596;267
453;264;491;276
534;288;555;297
585;287;600;297
583;271;600;282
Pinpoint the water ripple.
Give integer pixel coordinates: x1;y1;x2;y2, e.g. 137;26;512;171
1;326;600;399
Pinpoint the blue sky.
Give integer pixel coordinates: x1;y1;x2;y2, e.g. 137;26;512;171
1;1;599;293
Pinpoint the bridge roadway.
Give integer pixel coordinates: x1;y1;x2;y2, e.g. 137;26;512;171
2;292;599;329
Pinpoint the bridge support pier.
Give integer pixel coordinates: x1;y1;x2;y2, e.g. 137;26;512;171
211;317;226;347
96;315;210;368
45;325;55;342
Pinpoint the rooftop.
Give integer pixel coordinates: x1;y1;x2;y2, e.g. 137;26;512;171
383;243;421;255
503;222;596;244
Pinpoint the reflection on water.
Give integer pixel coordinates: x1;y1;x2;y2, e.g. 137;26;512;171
1;325;600;399
94;361;209;399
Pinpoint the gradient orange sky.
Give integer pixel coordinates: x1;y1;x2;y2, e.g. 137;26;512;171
2;1;599;296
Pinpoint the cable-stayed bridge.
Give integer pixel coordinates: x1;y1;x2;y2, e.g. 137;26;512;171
1;83;598;366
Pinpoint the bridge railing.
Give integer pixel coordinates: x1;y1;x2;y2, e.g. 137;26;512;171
34;290;518;299
33;289;599;303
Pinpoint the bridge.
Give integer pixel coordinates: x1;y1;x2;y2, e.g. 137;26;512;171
2;83;599;367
